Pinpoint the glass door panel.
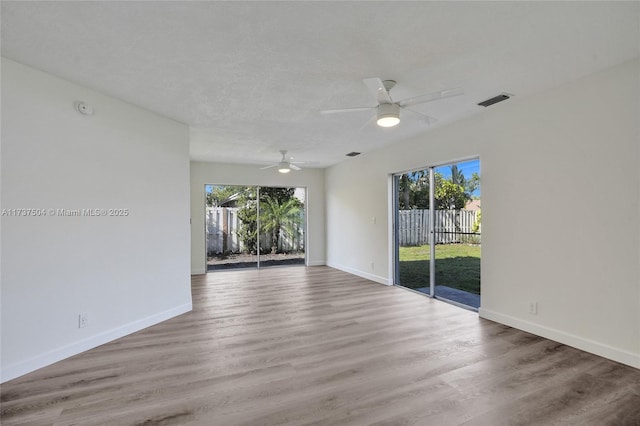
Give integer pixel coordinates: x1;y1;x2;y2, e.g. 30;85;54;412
258;187;306;267
433;159;481;309
206;185;258;270
395;169;432;295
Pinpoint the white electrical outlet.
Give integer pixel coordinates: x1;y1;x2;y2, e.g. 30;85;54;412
78;313;88;328
528;301;538;315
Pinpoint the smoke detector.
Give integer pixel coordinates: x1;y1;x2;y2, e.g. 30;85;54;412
75;101;94;115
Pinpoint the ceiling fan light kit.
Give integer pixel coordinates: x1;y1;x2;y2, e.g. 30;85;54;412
278;162;291;173
376;103;400;127
260;150;305;173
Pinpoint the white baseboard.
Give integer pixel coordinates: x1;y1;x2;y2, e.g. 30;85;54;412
192;261;326;272
479;308;640;370
1;302;193;383
327;262;391;286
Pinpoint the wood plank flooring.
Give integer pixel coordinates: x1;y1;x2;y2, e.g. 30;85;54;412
2;266;639;425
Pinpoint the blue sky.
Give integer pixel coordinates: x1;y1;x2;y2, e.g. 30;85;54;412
435;158;481;197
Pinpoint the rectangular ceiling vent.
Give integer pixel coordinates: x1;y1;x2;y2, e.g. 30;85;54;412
346;152;361;157
478;93;511;107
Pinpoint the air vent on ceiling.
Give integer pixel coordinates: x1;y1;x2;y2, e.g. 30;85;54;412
478;94;511;107
346;152;361;157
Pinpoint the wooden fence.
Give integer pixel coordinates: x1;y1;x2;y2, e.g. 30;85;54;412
206;207;304;254
207;207;476;253
206;207;242;254
398;209;480;246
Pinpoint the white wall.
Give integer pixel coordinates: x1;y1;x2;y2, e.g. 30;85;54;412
1;59;192;382
190;161;325;274
326;59;640;368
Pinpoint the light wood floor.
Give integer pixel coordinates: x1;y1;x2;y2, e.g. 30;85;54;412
2;266;639;425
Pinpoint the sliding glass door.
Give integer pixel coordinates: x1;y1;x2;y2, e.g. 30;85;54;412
394;159;481;309
206;184;306;271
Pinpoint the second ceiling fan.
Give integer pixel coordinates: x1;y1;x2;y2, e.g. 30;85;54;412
260;150;304;174
321;78;462;128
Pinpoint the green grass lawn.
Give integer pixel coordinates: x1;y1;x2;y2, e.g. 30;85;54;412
398;244;480;294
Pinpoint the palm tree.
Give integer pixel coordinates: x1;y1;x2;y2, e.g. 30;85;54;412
259;196;302;254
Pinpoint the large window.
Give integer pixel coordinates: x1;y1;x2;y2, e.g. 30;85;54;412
205;185;306;270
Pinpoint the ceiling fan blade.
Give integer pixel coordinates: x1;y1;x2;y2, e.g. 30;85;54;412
320;106;375;114
260;164;277;170
363;78;393;104
358;114;377;132
402;107;438;125
290;164;302;171
397;87;463;108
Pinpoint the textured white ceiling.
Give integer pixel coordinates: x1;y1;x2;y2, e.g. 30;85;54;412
2;2;639;168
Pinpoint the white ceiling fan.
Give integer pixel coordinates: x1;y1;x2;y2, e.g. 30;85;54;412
321;78;463;128
260;150;304;173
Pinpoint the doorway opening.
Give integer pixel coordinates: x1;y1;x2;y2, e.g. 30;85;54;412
205;185;306;271
393;158;481;310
